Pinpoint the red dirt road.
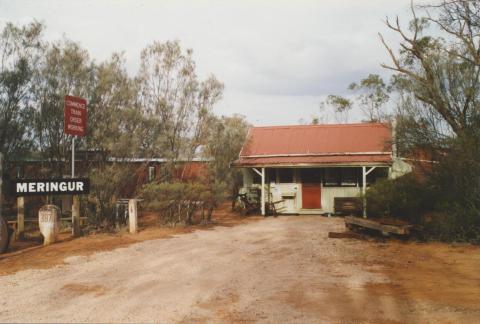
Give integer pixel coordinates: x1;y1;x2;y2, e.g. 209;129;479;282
0;214;479;323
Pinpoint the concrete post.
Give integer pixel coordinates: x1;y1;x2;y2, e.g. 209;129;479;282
72;195;80;236
128;199;138;234
39;205;60;245
261;168;265;216
17;197;25;239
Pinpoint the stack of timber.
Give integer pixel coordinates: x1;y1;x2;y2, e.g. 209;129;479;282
345;216;413;236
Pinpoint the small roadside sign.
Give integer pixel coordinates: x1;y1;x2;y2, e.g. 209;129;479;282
64;95;87;136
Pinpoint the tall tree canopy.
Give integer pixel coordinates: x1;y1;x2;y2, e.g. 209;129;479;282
0;21;43;160
32;39;94;175
136;40;224;170
380;0;480;138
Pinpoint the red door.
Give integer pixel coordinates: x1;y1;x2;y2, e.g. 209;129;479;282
302;184;321;209
301;169;322;209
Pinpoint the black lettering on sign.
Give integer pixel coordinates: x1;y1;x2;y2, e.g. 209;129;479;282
10;178;90;196
39;211;55;223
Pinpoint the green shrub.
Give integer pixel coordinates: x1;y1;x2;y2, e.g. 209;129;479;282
366;173;433;223
140;181;225;226
421;210;480;244
83;164;135;229
425;127;480;243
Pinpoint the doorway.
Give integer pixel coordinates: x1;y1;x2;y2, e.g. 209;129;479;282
301;169;322;209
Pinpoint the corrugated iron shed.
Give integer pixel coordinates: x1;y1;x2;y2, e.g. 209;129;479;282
233;123;392;167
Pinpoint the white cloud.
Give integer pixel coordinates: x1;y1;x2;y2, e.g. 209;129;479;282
0;0;419;125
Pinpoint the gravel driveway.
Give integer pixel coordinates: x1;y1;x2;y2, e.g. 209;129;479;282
0;216;478;323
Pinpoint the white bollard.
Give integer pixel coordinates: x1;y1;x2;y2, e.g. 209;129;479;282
39;205;60;245
128;199;137;234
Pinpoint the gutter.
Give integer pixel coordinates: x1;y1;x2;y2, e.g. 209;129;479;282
241;152;392;158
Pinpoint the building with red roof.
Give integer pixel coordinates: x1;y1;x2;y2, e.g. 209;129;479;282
233;122;412;215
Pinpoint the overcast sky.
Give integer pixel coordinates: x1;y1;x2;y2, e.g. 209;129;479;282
1;0;420;125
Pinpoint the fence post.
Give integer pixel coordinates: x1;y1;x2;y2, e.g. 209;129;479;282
17;197;24;239
129;199;137;234
72;195;80;236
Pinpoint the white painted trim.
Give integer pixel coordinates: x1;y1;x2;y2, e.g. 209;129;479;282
400;157;439;164
365;166;377;176
236;163;390;168
108;157;211;163
261;168;265;216
362;166;367;219
252;168;262;176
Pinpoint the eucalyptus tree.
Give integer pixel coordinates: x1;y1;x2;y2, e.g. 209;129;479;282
203;114;250;210
348;74;391;122
379;0;480;137
0;21;44;160
320;95;353;123
375;0;480;241
85;53;140;225
32;39;94;176
88;53;137;158
319;74;390;124
136;40;223;180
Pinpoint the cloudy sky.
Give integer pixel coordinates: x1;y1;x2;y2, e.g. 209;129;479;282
1;0;419;125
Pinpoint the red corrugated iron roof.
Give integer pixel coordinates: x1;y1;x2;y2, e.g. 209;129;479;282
233;123;392;167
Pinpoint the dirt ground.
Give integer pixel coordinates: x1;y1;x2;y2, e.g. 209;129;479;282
0;209;479;323
0;205;255;276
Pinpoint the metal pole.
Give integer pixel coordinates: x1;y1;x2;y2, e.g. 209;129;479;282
71;137;75;178
71;137;80;236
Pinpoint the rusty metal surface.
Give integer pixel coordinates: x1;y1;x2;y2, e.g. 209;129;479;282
235;123;392;166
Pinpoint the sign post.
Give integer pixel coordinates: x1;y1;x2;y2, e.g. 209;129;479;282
64;95;87;236
72;138;75;177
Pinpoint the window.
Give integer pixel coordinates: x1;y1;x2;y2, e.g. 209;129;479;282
266;169;277;183
278;169;294;183
341;168;359;187
252;170;261;184
148;166;156;182
324;168;362;187
252;169;282;184
323;168;339;186
300;168;322;184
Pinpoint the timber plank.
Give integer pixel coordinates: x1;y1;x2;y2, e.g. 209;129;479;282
345;216;412;236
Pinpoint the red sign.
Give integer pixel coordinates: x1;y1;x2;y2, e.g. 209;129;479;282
64;95;87;136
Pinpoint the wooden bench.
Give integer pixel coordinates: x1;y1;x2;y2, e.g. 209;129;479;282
334;197;362;216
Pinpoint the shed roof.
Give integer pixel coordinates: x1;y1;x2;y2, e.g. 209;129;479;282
233;122;392;167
